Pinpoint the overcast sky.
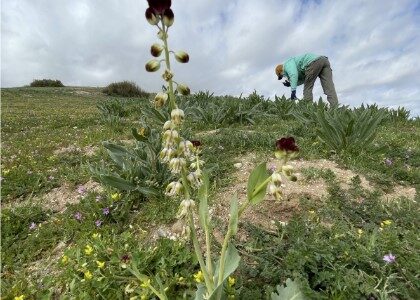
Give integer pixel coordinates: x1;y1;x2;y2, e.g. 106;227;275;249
2;0;420;116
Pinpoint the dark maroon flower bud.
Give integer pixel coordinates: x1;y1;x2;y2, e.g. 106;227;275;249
276;137;299;152
145;7;159;25
147;0;171;15
121;254;131;263
163;8;174;27
174;51;189;63
191;140;202;147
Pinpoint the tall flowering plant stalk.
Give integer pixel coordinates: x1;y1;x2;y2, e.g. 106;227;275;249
136;1;300;299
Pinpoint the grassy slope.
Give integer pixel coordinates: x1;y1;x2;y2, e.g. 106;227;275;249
1;87;419;299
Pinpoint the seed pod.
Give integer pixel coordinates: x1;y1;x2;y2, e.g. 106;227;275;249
145;8;159;25
174;51;189;63
145;59;160;72
163;8;174;27
151;43;164;57
177;84;190;95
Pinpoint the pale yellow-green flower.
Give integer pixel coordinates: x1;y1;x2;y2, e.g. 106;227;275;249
3;169;10;175
111;193;122;201
84;245;94;255
92;233;100;239
14;295;25;300
140;278;151;288
357;229;363;236
84;270;93;280
228;276;235;287
381;219;392;227
61;255;69;264
193;270;204;283
96;260;105;269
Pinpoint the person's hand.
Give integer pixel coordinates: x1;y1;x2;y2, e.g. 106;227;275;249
283;80;290;87
291;90;297;100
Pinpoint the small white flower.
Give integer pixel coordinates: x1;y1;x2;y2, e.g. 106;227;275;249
271;172;282;184
163;120;174;130
171;108;185;125
187;170;203;188
267;183;283;201
190;159;205;170
165;181;183;197
169;157;186;174
179;140;194;158
160;147;174;162
163;129;179;146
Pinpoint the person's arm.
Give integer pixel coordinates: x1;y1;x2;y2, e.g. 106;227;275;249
285;61;298;91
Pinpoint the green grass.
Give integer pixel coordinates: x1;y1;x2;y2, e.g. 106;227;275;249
1;87;419;299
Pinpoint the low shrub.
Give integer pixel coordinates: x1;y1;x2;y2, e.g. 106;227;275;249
102;81;148;97
30;79;64;87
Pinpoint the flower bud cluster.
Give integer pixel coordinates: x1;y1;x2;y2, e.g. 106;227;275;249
281;165;297;182
267;172;283;201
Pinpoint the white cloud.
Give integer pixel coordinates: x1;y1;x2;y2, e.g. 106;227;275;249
1;0;420;115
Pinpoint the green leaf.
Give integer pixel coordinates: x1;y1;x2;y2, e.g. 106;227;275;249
228;194;239;235
209;243;240;300
194;284;206;300
99;175;136;191
271;278;306;300
247;162;269;205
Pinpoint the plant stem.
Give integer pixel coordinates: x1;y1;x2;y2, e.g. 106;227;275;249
161;21;176;110
148;284;167;300
205;221;214;280
187;209;214;292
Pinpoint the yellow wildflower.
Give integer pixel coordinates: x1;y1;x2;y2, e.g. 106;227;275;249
14;296;25;300
61;255;69;264
84;270;93;280
3;169;10;175
140;295;148;300
228;276;235;287
111;193;122;201
381;220;392;227
96;261;105;269
140;279;151;288
193;270;204;283
139;127;146;136
357;229;363;236
84;245;94;255
308;210;315;214
92;233;100;239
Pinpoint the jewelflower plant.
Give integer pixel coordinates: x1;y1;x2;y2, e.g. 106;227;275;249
132;1;300;299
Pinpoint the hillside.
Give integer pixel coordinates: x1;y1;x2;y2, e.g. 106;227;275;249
1;87;419;299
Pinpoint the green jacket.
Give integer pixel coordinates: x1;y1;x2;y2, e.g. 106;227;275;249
283;53;320;91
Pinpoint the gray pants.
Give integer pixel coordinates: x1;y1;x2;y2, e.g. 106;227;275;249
304;56;338;106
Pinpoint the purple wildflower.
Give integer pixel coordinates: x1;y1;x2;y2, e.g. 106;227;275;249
95;220;102;227
383;253;396;264
74;212;82;221
29;222;37;230
384;159;393;166
102;207;110;216
77;186;87;195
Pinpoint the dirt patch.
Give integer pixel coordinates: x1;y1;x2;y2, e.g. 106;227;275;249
40;180;103;212
211;153;417;240
53;145;98;157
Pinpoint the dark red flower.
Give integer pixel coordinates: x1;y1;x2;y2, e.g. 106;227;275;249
147;0;171;15
121;254;131;263
276;137;298;152
191;140;202;147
